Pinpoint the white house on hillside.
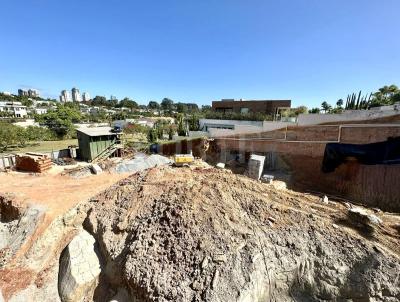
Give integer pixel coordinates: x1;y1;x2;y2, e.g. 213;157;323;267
0;101;28;118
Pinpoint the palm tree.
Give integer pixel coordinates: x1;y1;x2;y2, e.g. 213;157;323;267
321;101;332;113
336;99;344;108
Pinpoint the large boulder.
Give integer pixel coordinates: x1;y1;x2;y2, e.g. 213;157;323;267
58;229;101;302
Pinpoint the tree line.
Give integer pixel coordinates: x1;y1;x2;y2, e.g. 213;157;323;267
310;84;400;114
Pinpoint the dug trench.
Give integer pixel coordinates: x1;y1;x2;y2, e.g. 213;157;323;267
59;166;399;301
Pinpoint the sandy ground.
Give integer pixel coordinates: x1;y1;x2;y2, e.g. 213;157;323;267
0;166;130;218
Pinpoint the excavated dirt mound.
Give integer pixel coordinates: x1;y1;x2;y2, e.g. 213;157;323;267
83;166;400;301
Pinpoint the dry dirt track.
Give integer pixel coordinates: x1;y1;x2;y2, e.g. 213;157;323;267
0;168;130;217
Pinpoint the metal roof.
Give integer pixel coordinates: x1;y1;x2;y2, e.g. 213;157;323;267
76;126;115;137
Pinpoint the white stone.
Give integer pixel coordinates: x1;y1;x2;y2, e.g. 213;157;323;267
216;163;225;169
90;164;103;175
58;229;101;302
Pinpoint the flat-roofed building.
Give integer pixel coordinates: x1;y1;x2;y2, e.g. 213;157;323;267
0;101;28;118
212;99;291;116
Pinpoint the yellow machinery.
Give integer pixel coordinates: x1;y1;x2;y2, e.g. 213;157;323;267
174;154;195;166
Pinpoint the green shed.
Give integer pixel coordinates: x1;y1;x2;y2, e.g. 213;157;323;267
76;127;121;162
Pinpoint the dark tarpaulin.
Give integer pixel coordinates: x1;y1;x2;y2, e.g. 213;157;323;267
322;137;400;173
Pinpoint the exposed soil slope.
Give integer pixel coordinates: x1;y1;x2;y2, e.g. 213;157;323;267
84;166;400;301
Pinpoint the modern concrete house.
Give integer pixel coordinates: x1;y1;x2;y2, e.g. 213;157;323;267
212;99;291;116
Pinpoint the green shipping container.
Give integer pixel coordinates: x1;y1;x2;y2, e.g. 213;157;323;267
76;127;118;162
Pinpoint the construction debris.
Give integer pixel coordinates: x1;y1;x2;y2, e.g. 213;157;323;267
90;164;103;175
15;153;52;173
348;207;383;226
261;174;274;184
115;154;172;174
216;163;225;169
321;195;329;204
246;154;265;180
52;158;76;166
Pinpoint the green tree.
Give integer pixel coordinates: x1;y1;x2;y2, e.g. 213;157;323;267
371;84;400;107
188;114;200;131
0;122;17;151
176;113;187;136
118;98;138;111
176;103;188;114
15;127;28;147
167;124;177;140
321;101;332;113
309;108;320;114
161;98;174;113
148;101;160;110
201;105;212;112
35;105;81;139
147;128;158;143
336;99;344;108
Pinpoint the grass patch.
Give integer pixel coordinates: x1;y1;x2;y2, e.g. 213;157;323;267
1;139;78;154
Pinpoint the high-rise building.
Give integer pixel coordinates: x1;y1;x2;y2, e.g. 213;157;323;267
18;89;29;97
110;95;117;101
71;87;81;102
18;89;39;97
82;92;91;102
28;89;39;97
60;90;71;102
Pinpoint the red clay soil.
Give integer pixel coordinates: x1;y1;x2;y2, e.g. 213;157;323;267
0;268;35;300
0;170;130;218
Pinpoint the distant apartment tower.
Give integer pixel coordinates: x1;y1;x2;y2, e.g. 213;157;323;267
60;90;72;102
82;92;91;102
18;88;39;97
72;87;81;102
28;89;39;97
110;95;117;101
18;89;29;97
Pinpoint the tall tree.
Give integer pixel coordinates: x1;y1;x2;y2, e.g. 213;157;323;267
176;103;188;114
118;98;138;111
321;101;332;113
161;98;174;113
148;101;160;110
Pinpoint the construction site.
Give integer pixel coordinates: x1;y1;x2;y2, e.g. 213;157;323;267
0;116;400;302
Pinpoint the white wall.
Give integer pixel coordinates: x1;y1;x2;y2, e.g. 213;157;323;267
202;119;293;137
297;104;400;125
199;119;264;130
13;119;40;128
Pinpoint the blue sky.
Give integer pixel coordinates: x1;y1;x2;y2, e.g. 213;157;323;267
0;0;399;108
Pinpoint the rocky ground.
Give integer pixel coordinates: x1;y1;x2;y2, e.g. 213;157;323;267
1;162;400;301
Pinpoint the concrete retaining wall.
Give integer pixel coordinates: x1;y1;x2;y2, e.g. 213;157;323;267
211;126;400;212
